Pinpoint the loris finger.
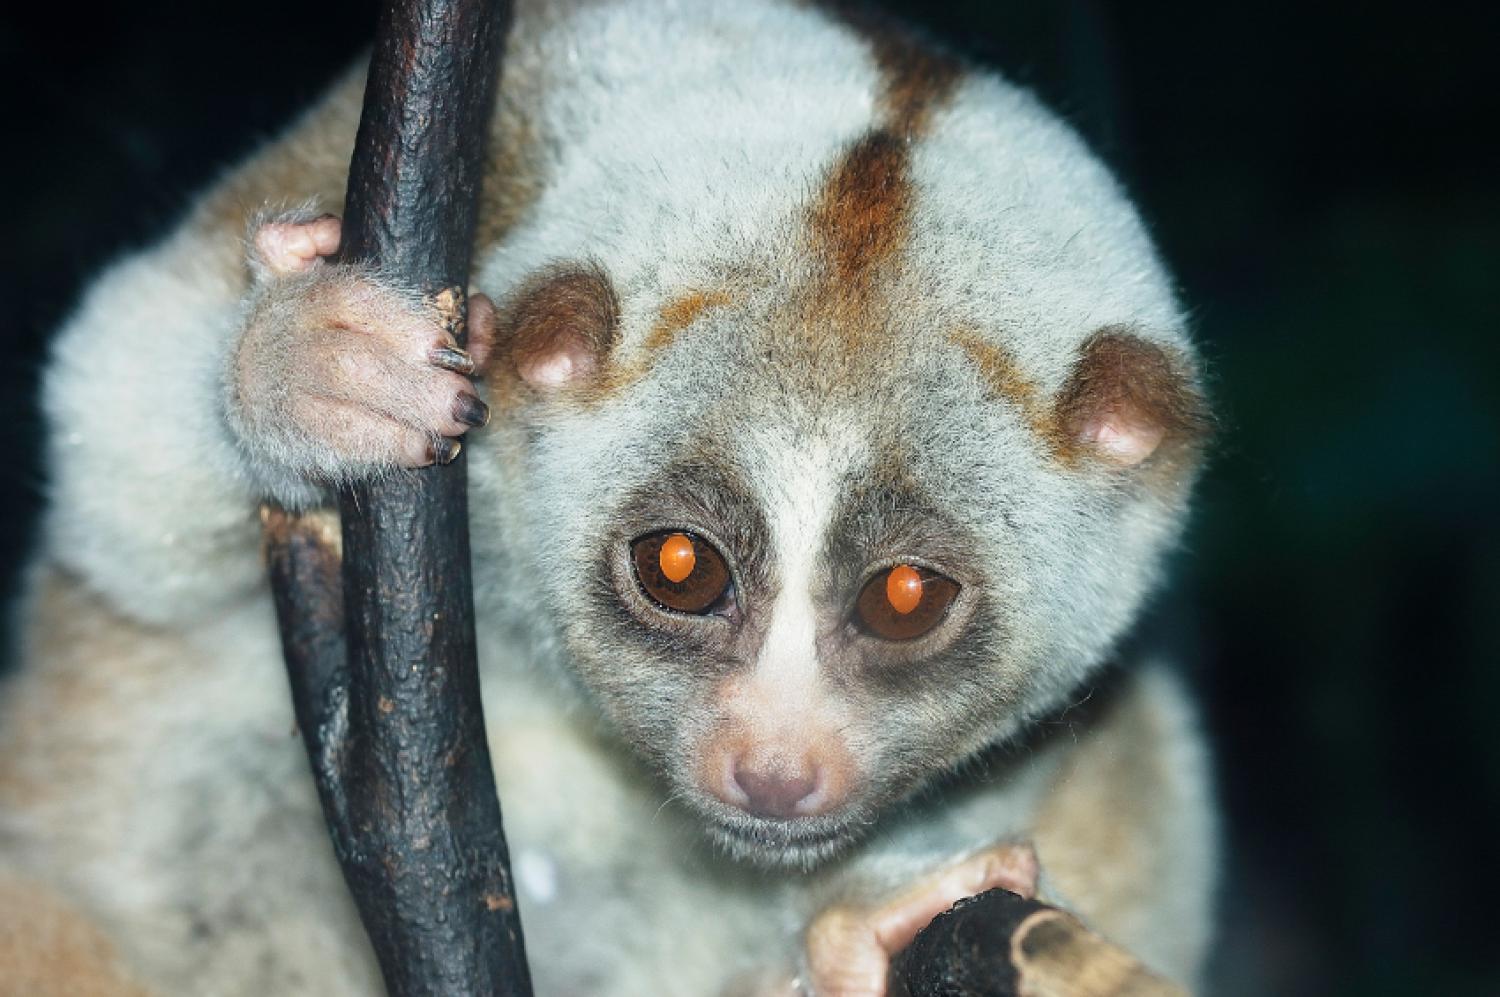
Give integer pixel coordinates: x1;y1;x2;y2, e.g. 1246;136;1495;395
424;292;497;376
869;843;1038;955
368;355;489;439
294;396;458;471
252;215;342;277
804;843;1040;997
298;318;488;440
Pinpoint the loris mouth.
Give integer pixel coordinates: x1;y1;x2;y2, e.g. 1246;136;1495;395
704;814;864;870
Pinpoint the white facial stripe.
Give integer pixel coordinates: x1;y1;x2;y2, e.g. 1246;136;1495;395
750;430;859;694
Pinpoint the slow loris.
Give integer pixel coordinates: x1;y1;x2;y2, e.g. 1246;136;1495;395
0;1;1216;993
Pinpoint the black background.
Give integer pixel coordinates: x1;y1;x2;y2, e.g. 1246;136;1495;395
1;2;1496;993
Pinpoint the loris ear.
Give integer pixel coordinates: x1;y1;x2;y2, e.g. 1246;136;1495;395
1053;328;1210;468
501;261;619;390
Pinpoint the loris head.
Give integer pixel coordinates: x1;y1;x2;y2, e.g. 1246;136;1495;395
468;11;1208;867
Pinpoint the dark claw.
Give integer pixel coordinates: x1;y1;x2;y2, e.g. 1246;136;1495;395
453;391;490;429
433;437;463;465
430;346;476;375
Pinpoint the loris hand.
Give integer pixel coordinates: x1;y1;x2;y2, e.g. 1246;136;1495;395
227;212;499;488
803;843;1040;997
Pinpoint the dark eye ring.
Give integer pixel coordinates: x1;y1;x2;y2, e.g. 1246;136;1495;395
630;531;733;615
854;563;960;641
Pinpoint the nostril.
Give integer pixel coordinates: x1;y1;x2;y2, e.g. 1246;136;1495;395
732;761;820;820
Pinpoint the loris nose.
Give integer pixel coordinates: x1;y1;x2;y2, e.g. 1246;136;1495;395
731;756;823;820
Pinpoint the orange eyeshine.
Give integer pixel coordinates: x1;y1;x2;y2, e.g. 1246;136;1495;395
857;564;959;641
659;532;697;583
633;531;732;615
886;563;924;615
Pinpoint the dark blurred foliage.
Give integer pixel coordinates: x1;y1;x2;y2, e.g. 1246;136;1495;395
0;2;1495;993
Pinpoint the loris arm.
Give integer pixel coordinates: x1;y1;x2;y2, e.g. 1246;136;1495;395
40;198;495;628
41;226;278;626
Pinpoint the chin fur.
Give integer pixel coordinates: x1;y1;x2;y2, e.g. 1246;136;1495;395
690;799;876;871
706;821;856;871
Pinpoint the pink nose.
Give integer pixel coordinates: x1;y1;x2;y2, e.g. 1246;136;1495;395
732;757;822;820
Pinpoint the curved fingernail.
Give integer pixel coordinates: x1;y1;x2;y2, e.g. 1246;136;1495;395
433;437;463;465
454;391;490;428
430;346;476;375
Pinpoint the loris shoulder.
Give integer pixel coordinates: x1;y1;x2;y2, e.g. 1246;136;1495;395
0;1;1217;994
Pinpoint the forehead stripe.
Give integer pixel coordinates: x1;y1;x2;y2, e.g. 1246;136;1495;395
804;20;964;342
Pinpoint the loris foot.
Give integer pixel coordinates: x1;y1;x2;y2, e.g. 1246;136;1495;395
229;212;499;488
805;843;1040;997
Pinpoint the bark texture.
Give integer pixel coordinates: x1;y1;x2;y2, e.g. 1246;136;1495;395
264;0;532;994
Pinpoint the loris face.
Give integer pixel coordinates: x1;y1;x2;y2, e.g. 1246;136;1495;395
475;252;1205;868
594;417;1009;867
469;18;1206;867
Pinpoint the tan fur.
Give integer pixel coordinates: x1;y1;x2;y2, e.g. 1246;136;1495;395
0;576;185;995
0;876;151;997
1034;692;1173;921
197;58;540;280
195;68;366;262
0;571;188;814
1031;672;1214;982
474;108;547;256
2;568;383;996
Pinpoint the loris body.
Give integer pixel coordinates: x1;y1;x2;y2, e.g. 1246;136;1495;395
0;1;1217;994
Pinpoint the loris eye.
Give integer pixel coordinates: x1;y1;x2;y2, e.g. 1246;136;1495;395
631;531;732;615
855;563;960;641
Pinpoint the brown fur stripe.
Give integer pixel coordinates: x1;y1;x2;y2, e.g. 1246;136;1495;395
950;329;1057;445
592;289;735;400
859;15;963;133
646;290;733;354
803;13;963;345
592;289;735;399
809;130;914;289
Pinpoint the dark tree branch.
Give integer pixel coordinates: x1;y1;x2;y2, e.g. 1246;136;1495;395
263;0;531;994
895;890;1186;997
